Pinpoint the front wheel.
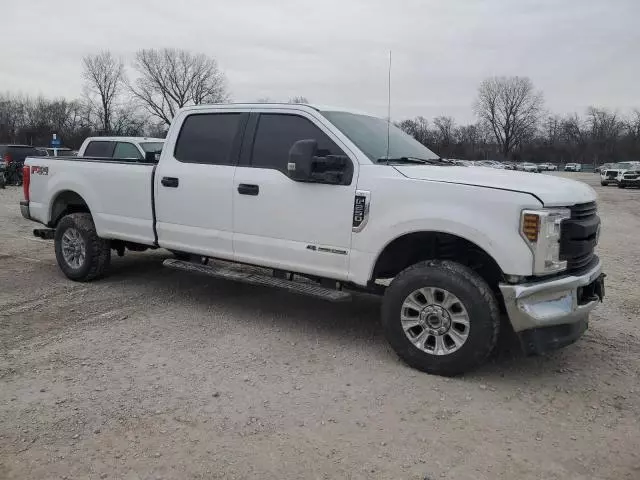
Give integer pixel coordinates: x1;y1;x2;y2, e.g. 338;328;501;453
601;181;608;186
618;184;626;189
55;213;111;281
381;260;500;376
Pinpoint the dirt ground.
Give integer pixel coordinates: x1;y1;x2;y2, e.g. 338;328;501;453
0;173;639;480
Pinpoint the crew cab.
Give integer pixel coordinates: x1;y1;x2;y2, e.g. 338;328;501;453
78;136;164;161
20;104;605;376
601;162;640;186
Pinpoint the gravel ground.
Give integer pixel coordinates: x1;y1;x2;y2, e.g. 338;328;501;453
0;173;639;480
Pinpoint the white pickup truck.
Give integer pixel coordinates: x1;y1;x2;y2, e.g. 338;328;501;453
77;136;165;161
20;103;605;376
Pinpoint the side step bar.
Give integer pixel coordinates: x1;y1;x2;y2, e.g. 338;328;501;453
163;259;352;302
33;228;55;240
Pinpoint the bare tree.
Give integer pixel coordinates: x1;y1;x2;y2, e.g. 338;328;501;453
82;51;125;134
397;116;433;146
586;107;625;164
542;115;562;145
433;116;455;156
288;96;309;104
130;48;228;125
474;76;544;158
560;114;588;162
455;123;486;158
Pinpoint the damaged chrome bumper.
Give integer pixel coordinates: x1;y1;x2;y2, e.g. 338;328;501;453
499;257;604;333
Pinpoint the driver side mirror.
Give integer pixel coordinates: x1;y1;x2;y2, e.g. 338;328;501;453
287;139;317;181
287;139;351;185
145;151;160;163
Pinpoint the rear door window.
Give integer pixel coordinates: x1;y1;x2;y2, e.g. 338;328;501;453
113;142;143;160
174;113;243;165
84;141;116;158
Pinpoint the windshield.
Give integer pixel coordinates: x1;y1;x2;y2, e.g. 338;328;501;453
320;111;439;162
140;142;164;153
616;162;635;170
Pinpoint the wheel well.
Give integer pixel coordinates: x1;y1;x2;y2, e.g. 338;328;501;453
49;191;90;227
372;232;503;290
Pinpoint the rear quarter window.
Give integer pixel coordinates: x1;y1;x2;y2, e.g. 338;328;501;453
84;141;116;158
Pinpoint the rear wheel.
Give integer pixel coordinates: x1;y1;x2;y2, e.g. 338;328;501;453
381;260;500;376
55;213;111;281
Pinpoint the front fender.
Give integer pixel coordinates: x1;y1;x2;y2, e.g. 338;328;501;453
349;174;542;285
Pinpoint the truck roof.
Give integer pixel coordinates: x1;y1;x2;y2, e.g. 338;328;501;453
179;103;373;117
82;136;165;143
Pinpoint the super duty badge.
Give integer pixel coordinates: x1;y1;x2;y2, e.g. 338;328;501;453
352;190;371;232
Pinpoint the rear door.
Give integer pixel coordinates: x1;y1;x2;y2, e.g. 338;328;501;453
154;110;248;259
232;109;357;280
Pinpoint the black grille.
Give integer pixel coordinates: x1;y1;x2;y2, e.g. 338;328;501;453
569;201;597;219
560;202;599;274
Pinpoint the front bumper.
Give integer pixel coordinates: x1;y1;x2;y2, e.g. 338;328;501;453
620;178;640;187
499;257;604;334
20;201;30;220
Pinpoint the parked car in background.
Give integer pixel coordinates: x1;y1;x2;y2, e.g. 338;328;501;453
78;137;165;161
595;163;613;173
450;159;472;167
564;163;582;172
521;162;539;173
538;163;558;171
619;167;640;188
0;144;47;185
476;160;505;169
601;162;640;186
502;162;517;170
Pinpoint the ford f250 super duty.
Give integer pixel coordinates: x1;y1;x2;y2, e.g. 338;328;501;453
20;103;605;376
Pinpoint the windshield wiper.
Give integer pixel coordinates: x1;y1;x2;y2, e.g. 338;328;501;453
377;156;450;165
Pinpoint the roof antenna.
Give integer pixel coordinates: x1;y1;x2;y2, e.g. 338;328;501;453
386;50;392;162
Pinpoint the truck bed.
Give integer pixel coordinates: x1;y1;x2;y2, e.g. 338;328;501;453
25;156;157;246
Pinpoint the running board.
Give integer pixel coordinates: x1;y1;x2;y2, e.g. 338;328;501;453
162;259;352;302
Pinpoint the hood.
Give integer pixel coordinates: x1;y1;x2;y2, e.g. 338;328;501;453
394;165;597;207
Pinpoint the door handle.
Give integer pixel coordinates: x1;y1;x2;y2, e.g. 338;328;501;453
161;177;179;188
238;184;259;196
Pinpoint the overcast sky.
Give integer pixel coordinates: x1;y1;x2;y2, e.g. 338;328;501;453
2;0;639;122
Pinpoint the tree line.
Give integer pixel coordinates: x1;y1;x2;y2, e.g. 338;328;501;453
1;54;639;165
398;76;640;165
0;49;230;148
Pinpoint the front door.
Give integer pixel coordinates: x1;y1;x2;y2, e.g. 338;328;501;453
155;111;247;259
233;110;357;280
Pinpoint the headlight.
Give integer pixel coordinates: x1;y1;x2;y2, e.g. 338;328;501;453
520;208;571;275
